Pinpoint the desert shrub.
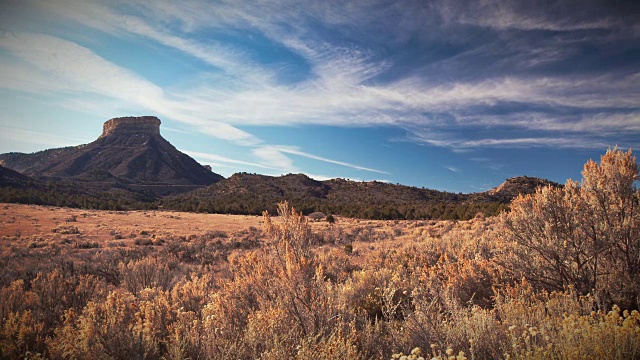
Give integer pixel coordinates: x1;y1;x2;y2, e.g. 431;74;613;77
344;244;353;254
0;280;42;357
30;270;102;329
162;232;239;266
502;148;640;308
134;288;175;357
493;282;640;360
119;256;180;295
350;225;377;242
0;280;35;322
188;202;343;358
422;256;497;308
294;328;359;359
83;248;144;286
51;225;79;234
0;271;103;357
165;308;209;360
342;268;410;321
170;273;214;313
260;202;339;337
134;238;154;246
48;289;174;359
397;288;505;359
203;229;228;239
74;240;99;249
0;310;46;358
397;281;640;360
242;306;302;358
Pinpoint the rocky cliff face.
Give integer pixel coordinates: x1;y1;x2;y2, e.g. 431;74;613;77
100;116;161;138
0;116;223;188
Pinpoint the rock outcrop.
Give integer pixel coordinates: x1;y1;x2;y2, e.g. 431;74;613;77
100;116;161;138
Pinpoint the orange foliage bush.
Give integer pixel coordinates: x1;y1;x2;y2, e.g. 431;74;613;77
503;148;640;308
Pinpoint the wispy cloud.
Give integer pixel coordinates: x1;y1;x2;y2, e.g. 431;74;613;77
470;157;506;171
249;145;390;176
33;0;277;86
410;132;612;150
184;150;284;172
437;0;634;32
275;147;389;174
251;146;298;172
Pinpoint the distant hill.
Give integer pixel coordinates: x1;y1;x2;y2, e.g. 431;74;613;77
486;176;562;202
160;172;559;220
0;116;223;191
0;165;34;188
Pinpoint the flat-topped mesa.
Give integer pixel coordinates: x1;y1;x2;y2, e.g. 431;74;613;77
100;116;161;138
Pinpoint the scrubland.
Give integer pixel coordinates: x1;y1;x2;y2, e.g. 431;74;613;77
0;148;638;359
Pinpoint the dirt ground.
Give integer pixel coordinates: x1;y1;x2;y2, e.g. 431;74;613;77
0;203;263;248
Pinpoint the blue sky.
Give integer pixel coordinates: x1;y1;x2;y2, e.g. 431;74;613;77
0;0;638;193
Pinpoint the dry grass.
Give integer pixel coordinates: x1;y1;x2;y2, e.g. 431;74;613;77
0;204;262;248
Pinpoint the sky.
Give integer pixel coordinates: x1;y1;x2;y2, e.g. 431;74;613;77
0;0;638;193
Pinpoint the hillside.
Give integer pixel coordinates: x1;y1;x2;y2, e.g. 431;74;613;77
0;165;34;188
0;164;157;210
161;173;559;219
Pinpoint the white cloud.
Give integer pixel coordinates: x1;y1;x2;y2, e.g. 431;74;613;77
0;126;90;148
0;32;165;107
